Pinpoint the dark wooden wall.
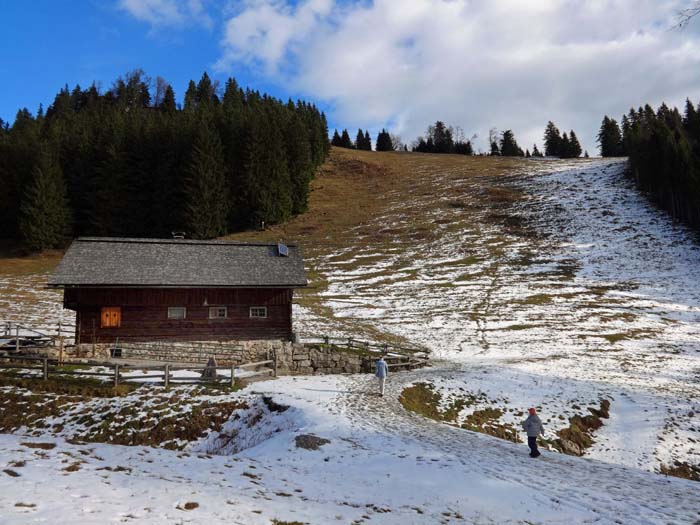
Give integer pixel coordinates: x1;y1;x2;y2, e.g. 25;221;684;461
64;287;293;343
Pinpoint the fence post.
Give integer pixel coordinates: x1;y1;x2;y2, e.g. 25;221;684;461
230;364;235;388
323;335;329;346
114;364;120;387
42;358;48;381
272;348;278;377
347;337;353;348
164;364;170;389
15;325;19;353
91;319;96;357
58;321;63;364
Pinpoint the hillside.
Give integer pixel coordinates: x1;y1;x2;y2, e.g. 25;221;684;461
1;148;700;523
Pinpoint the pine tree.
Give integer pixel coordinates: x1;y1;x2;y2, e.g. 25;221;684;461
184;80;198;111
284;112;314;215
499;130;521;156
560;132;571;158
356;129;365;150
543;121;562;156
490;141;500;156
331;129;342;147
340;129;353;149
364;130;372;151
567;130;582;158
160;85;176;113
18;152;72;251
184;122;229;239
525;149;531;158
532;144;542;157
597;116;624;157
375;129;393;151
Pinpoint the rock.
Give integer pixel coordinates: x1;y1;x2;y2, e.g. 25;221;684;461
559;439;583;456
295;434;331;450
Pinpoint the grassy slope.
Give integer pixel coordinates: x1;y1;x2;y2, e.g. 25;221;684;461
226;147;529;343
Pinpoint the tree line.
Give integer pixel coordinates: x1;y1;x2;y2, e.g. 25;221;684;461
330;127;399;151
599;99;700;229
0;70;330;250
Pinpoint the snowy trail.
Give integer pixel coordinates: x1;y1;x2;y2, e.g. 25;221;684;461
337;365;700;524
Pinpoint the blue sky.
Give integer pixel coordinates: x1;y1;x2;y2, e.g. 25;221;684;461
2;1;700;154
0;1;300;124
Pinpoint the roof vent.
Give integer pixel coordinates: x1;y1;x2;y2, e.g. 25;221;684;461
277;243;289;257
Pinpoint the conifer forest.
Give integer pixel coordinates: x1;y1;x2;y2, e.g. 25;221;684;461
0;70;330;250
598;98;700;230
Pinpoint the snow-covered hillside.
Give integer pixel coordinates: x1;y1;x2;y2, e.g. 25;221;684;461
299;159;700;476
2;158;700;524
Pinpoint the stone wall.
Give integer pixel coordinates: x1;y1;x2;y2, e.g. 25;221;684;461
278;343;374;375
54;340;376;375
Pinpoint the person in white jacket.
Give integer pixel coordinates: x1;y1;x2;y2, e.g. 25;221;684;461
375;356;388;396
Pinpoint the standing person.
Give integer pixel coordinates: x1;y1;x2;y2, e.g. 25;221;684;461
375;356;388;397
522;407;544;458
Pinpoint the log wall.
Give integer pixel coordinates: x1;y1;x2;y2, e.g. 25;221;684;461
65;287;293;343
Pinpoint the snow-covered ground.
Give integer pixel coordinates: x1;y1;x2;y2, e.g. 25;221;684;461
2;158;700;523
299;159;700;474
2;374;699;524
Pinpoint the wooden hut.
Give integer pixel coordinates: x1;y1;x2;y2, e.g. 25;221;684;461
48;237;307;344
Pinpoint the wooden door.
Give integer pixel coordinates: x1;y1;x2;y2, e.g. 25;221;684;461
101;307;121;328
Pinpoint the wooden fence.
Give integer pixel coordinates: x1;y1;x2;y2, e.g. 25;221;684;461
0;354;275;388
302;334;429;357
303;334;430;371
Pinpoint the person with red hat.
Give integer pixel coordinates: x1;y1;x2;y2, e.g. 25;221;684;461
522;407;545;457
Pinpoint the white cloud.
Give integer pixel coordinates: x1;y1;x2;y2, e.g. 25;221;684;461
219;0;700;154
119;0;213;29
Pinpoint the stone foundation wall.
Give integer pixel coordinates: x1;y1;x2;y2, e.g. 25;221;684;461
56;340;375;375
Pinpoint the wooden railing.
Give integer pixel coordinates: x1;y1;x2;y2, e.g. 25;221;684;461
301;334;430;371
302;334;429;356
0;354;275;388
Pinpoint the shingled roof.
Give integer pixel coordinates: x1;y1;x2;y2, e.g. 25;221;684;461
48;238;307;288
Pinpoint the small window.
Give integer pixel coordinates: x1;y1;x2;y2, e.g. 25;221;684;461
101;307;121;328
209;306;227;319
168;307;187;320
249;306;267;319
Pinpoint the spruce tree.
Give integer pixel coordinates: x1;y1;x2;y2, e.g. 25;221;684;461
490;141;500;156
597;116;624;157
356;129;365;150
544;121;562;156
499;130;521;156
375;129;394;151
331;129;342;147
340;129;353;149
160;85;176;113
184;80;198;111
567;130;582;158
184;121;229;239
284;113;313;214
19;152;72;251
364;130;372;151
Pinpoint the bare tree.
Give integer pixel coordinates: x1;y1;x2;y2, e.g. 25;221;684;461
488;127;499;147
676;1;700;28
390;134;404;151
153;76;169;106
